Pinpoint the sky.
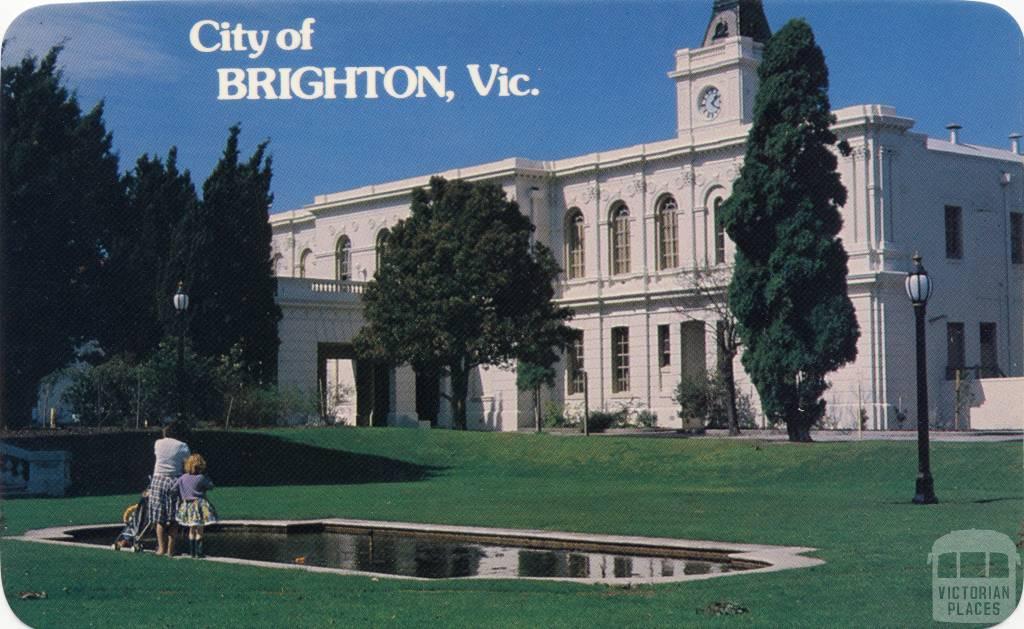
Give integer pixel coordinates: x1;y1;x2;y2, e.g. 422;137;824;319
2;1;1023;215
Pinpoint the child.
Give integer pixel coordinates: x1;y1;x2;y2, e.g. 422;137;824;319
172;453;218;558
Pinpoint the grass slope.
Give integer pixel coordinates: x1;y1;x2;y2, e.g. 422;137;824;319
2;428;1021;627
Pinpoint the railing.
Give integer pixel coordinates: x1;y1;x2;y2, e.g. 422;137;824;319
274;277;369;302
309;279;368;295
1;443;72;497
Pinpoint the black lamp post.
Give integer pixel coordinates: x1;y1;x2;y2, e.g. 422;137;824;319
173;281;190;422
580;369;589;437
905;253;938;504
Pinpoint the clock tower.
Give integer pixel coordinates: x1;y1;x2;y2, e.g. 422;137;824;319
669;0;771;141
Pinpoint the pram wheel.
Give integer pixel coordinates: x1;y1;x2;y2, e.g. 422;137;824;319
132;543;143;553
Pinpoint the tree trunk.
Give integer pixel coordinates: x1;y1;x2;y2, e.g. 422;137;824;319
534;386;541;433
719;349;740;436
449;362;469;430
787;410;814;442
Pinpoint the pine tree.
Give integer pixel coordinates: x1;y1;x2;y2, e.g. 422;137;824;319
355;177;576;430
720;19;859;442
169;125;280;383
1;48;124;427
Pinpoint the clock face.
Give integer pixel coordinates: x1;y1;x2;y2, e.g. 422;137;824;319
698;86;721;120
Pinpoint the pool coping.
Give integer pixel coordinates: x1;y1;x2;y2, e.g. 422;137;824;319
14;518;825;585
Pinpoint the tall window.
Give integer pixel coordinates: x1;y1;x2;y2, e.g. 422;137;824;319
1011;212;1023;265
980;322;999;378
945;205;962;259
656;197;678;270
658;324;671;368
271;253;282;276
611;327;630;393
566;209;585;279
610;205;631;275
298;249;311;278
336;236;351;281
376;229;390;273
946;322;965;379
568;332;585;394
713;196;727;264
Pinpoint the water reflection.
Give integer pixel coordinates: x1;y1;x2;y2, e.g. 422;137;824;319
68;527;744;581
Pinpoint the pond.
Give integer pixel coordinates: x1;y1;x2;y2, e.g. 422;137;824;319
64;523;755;581
21;519;823;584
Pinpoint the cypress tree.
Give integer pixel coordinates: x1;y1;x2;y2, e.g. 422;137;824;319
105;148;198;360
720;19;859;442
1;48;123;426
169;125;280;383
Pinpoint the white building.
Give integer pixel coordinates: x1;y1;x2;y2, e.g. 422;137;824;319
269;0;1024;431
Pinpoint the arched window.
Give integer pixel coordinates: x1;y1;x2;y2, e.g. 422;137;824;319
335;236;351;281
376;229;390;273
565;209;585;279
298;249;312;278
656;196;679;270
713;196;727;265
609;204;631;275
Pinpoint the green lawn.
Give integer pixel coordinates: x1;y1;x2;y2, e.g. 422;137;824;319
2;428;1021;627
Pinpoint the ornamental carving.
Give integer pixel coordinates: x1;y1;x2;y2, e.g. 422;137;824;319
582;185;598;204
672;168;694;190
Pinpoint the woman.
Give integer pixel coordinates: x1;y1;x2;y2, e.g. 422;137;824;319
147;420;191;556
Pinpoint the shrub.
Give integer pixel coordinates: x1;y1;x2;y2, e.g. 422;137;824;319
542;401;568;428
64;356;141;427
635;410;658;428
674;373;711;426
674;371;757;429
586;410;625;433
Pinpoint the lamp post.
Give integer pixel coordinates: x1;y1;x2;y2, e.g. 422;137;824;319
905;253;938;504
580;369;589;437
173;281;190;422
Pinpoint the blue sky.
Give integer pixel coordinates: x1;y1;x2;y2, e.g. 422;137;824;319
2;1;1023;214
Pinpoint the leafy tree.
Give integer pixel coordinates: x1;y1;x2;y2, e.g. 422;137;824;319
103;149;199;360
169;125;281;383
719;19;859;442
355;177;576;429
516;361;555;433
1;47;124;427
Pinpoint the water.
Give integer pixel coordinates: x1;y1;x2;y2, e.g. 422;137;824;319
67;525;752;581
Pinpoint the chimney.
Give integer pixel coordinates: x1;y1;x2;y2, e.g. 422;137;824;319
946;123;962;144
1010;133;1022;155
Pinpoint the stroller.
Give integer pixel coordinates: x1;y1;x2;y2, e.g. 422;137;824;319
112;482;153;552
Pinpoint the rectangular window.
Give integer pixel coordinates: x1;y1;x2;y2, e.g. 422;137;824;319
946;322;965;380
611;327;630;393
945;205;962;259
1011;212;1023;265
658;324;671;368
980;322;999;378
568;333;585;395
713;197;727;265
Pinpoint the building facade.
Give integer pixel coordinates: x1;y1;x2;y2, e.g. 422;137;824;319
269;0;1024;431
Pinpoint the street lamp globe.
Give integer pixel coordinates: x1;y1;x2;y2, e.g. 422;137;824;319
904;253;932;305
173;281;190;313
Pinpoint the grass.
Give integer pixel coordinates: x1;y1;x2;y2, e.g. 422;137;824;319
1;427;1021;627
